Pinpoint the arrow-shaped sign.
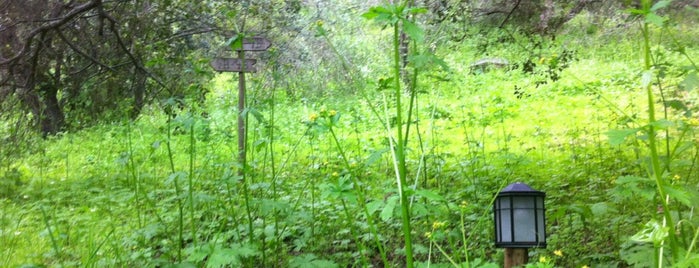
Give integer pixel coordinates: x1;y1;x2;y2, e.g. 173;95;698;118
210;58;257;72
240;37;271;51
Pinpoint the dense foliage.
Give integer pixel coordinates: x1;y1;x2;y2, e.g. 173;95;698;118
1;0;699;267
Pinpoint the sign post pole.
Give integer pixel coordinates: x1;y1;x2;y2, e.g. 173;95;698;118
211;37;270;176
237;50;247;176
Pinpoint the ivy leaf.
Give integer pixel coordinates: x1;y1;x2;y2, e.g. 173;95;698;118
402;20;424;42
606;128;640;146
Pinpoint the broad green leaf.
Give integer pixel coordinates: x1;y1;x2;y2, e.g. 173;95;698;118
651;0;671;11
606;128;639;146
662;182;692;206
367;200;383;214
408;7;428;14
625;8;646;15
361;10;379;20
289;254;339;268
225;10;237;19
207;247;240;268
414;189;445;202
366;147;389;166
631;220;668;245
664;99;688;111
226;35;243;51
680;71;699;91
650;119;674;129
171;262;197;268
645;13;666;27
409;52;450;72
381;195;399;222
185;245;212;263
362;5;393;22
591;202;617;216
615;175;651;184
402;20;424;42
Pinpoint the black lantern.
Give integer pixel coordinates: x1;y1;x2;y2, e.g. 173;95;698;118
493;182;546;248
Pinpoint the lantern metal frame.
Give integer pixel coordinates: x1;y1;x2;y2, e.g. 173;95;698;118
493;182;547;248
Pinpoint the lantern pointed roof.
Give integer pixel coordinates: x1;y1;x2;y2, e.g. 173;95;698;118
500;182;543;193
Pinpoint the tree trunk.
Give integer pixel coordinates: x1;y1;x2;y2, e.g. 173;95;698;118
39;83;65;135
131;68;146;120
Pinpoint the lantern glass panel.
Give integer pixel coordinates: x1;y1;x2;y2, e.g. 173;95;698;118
513;207;535;242
498;205;512;242
499;197;510;209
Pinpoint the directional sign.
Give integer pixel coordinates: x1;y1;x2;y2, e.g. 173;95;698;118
210;58;256;72
240;37;271;51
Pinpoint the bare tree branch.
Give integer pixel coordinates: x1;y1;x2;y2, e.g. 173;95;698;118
102;12;173;94
55;29;115;72
0;0;101;66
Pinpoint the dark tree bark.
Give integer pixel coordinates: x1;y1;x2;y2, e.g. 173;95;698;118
39;83;65;135
131;68;147;120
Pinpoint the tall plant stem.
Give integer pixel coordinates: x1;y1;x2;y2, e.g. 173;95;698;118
340;198;369;267
165;115;183;262
126;121;142;228
328;127;389;266
270;74;280;265
393;22;414;268
188;117;197;246
640;1;679;262
40;206;61;258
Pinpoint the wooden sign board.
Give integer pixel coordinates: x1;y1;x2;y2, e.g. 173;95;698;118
240;37;271;51
211;58;256;72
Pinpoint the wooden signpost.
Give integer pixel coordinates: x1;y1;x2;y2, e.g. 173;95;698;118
211;36;270;175
210;58;257;72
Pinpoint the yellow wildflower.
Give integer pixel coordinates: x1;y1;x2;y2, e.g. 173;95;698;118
316;20;324;27
329;109;337;116
581;265;589;268
424;232;432;239
432;221;446;229
309;113;319;122
539;256;548;263
554;250;563;257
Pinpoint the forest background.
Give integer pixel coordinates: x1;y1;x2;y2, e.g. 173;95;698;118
1;0;699;267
